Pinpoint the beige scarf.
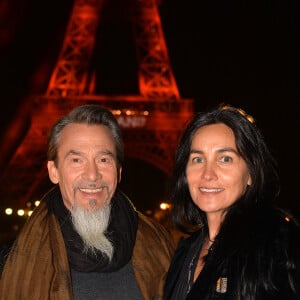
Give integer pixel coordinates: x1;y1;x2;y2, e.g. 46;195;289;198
0;200;73;299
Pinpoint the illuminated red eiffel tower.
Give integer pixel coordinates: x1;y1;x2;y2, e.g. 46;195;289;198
0;0;194;209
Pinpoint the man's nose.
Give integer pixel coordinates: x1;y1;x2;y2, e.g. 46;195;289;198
83;161;100;181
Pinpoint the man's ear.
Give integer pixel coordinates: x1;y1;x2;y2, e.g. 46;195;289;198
118;166;122;183
47;161;59;184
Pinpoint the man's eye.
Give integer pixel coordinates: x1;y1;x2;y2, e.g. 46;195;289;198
99;157;112;163
71;158;81;163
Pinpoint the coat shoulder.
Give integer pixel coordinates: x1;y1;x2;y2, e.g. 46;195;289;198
0;239;15;277
137;212;176;250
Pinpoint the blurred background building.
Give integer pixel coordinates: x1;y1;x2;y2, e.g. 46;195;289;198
0;0;299;245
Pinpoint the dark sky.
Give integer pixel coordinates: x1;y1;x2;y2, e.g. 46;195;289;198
0;0;299;217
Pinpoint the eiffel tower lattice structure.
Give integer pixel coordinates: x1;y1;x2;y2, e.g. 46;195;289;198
0;0;194;209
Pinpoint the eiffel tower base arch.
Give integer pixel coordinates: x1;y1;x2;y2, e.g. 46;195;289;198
0;95;193;210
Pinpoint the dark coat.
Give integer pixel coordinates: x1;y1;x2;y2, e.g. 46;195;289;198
0;187;175;299
164;210;300;300
0;212;175;300
0;239;13;276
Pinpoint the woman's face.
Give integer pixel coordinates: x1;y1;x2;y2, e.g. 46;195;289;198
186;123;252;220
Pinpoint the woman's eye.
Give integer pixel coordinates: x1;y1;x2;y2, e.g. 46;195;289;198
192;157;202;163
220;156;232;163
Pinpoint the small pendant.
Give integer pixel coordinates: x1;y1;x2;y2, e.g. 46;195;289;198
216;277;228;293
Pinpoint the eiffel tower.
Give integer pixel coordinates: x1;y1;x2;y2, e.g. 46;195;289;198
0;0;194;212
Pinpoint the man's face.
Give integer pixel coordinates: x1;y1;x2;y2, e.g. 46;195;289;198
47;123;122;211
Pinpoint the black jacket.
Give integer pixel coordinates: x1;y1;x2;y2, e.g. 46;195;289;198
164;209;300;300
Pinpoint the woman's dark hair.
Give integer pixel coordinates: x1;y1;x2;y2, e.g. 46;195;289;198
171;103;280;232
47;104;124;167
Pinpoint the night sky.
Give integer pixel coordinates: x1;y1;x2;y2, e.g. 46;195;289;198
0;0;299;218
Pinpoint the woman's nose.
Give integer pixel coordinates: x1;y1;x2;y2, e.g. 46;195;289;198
201;163;217;181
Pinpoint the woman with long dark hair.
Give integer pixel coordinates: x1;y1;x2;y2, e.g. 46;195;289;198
164;104;300;299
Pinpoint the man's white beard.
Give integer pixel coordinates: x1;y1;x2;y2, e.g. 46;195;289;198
71;201;114;261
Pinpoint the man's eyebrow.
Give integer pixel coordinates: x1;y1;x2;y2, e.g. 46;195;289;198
63;149;115;160
96;150;114;156
64;149;82;159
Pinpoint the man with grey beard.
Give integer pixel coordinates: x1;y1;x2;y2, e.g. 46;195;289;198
0;105;175;300
71;200;113;259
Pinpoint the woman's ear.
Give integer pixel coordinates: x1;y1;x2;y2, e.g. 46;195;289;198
247;175;252;186
47;161;59;184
